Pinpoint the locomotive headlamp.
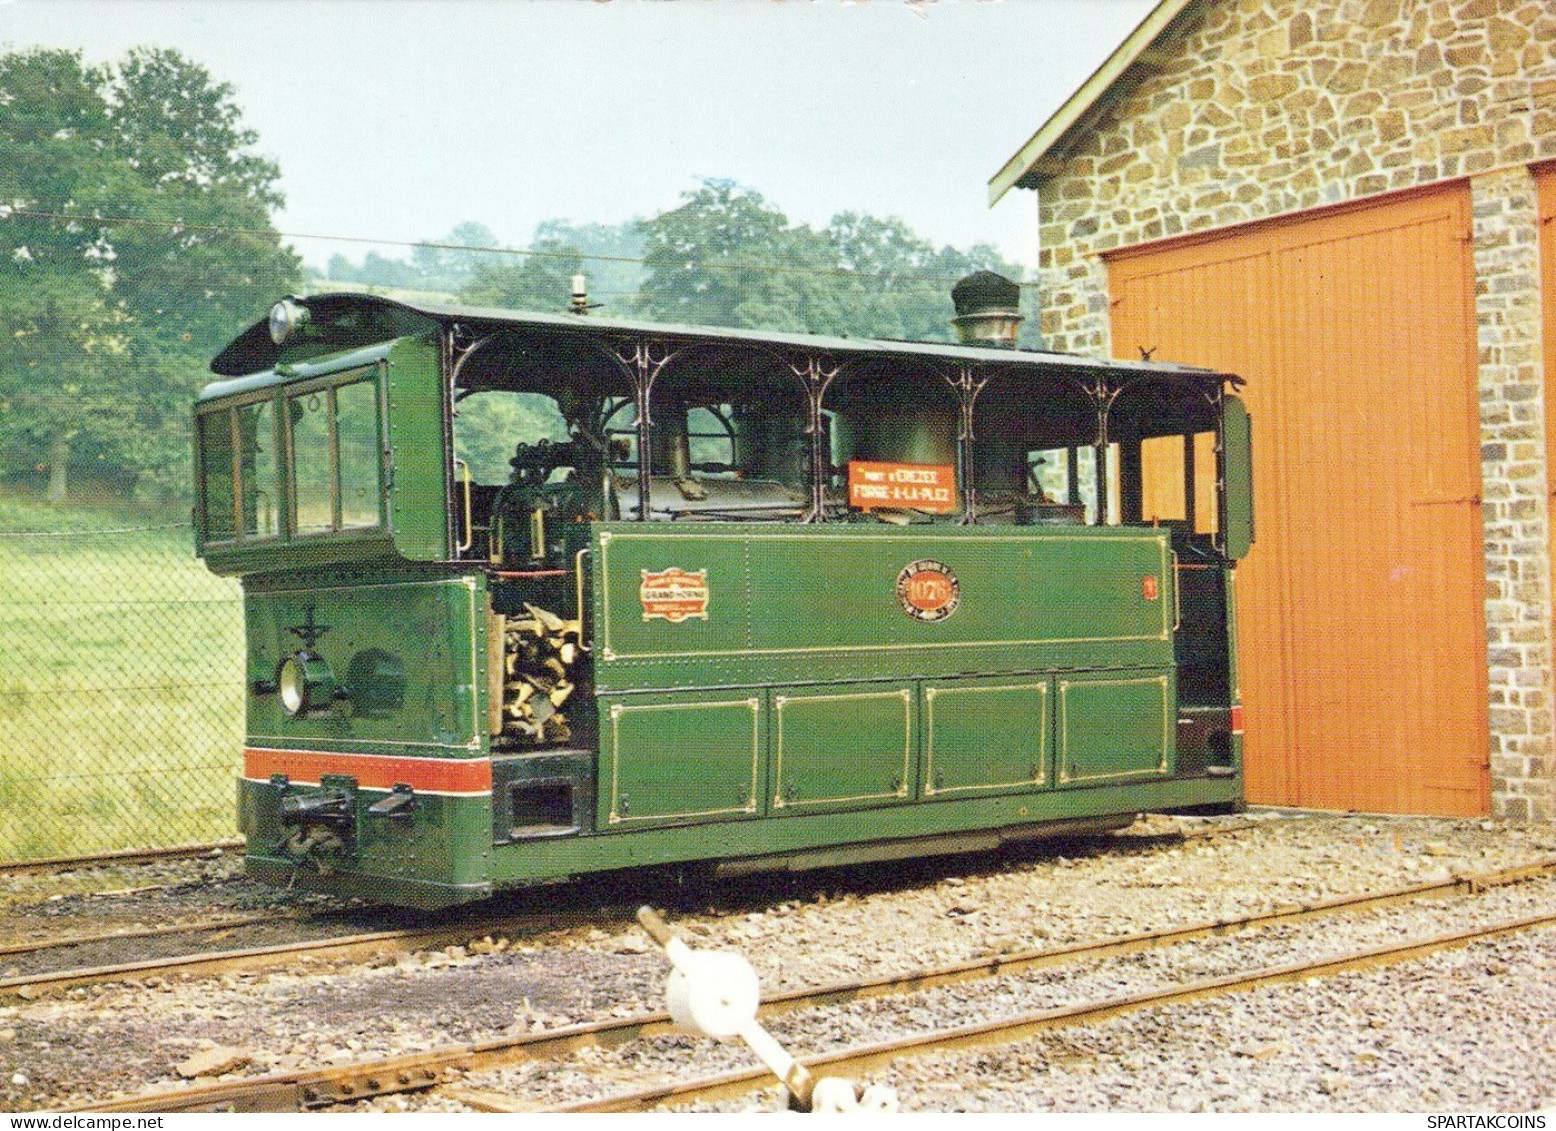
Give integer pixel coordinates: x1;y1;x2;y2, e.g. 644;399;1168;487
268;296;311;345
278;650;337;718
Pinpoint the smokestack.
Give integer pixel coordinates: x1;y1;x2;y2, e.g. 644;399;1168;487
950;270;1023;349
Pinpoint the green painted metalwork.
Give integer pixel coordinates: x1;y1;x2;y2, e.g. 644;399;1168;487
241;769;1240;904
591;524;1174;689
482;773;1241;887
599;689;764;828
773;684;916;813
240;783;494;901
196;349;397;576
201;340;396;402
200;292;1252;909
195;334;450;572
245;573;484;755
923;676;1052;798
1222;395;1254;561
383;335;449;562
1057;670;1175;785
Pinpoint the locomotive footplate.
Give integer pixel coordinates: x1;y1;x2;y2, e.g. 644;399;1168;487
491;748;595;843
1174;706;1236;776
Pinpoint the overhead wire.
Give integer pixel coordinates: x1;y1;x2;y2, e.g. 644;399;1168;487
0;206;1030;289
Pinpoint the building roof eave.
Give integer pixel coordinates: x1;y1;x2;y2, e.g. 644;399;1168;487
987;0;1203;206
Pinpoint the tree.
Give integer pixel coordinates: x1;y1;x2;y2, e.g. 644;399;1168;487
458;218;648;316
0;49;131;502
420;220;499;288
822;212;1038;343
0;47;299;504
105;49;300;501
823;212;939;340
636;181;846;333
635;180;1034;344
459;237;584;313
316;222;502;296
0;269;134;503
531;219;645;314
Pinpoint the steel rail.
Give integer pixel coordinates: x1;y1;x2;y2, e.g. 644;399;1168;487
0;910;296;960
0;906;628;1001
543;907;1556;1114
0;841;245;877
56;855;1556;1114
0;817;1251;995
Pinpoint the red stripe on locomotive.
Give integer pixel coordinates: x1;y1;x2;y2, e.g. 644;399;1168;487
243;747;493;794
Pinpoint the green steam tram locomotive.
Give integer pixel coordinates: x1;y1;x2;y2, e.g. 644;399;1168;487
195;274;1253;908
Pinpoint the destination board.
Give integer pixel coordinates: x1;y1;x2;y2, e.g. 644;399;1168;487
847;461;957;513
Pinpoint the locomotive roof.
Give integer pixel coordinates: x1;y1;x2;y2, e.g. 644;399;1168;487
209;291;1236;390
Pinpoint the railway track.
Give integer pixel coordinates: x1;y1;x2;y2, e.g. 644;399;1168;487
538;907;1556;1114
0;841;245;878
0;903;634;1000
60;855;1556;1114
0;909;306;962
0;816;1242;995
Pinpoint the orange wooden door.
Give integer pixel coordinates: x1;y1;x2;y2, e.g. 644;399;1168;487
1108;184;1488;815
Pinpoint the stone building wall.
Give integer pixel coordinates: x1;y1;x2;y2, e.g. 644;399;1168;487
1029;0;1556;818
1472;168;1552;819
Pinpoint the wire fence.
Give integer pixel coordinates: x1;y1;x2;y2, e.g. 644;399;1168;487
0;519;244;860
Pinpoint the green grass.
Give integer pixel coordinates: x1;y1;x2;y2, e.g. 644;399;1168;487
0;494;244;859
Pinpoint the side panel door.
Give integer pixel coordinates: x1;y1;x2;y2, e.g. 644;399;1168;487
772;684;915;814
922;676;1051;799
1057;670;1175;786
597;690;764;829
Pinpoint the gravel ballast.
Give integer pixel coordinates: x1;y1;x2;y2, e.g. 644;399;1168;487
0;810;1552;1112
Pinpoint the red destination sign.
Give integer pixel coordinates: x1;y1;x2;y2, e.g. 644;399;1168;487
847;461;957;513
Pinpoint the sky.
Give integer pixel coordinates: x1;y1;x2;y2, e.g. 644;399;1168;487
0;0;1155;271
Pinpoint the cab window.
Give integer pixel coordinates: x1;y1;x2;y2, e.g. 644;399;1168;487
238;400;280;539
336;380;382;529
289;389;333;535
198;410;236;543
1139;431;1219;533
198;400;281;545
287;372;384;536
